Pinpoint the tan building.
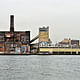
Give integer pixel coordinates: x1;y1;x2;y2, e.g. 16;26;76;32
56;38;79;48
39;26;51;47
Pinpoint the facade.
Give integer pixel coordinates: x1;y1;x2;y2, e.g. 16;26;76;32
0;15;30;54
39;26;51;47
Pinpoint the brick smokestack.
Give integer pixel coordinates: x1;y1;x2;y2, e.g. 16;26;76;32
10;15;14;32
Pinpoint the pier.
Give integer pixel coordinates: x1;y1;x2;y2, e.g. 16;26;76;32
40;47;80;55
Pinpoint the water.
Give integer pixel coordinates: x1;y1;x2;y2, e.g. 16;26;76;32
0;55;80;80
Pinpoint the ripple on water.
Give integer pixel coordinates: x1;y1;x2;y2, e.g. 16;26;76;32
0;55;79;80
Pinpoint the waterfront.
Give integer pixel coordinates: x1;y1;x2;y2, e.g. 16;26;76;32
0;55;80;80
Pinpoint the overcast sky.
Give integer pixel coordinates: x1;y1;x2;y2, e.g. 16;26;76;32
0;0;80;43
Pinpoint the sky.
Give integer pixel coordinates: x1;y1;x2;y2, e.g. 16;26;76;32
0;0;80;43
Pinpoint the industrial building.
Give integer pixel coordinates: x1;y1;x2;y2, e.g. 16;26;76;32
55;38;79;48
0;15;30;54
1;15;80;55
39;26;51;47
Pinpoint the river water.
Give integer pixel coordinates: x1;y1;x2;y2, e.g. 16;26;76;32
0;55;80;80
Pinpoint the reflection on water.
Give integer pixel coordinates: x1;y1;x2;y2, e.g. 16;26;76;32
0;55;80;80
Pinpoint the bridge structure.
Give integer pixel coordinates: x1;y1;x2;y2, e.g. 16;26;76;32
30;35;39;43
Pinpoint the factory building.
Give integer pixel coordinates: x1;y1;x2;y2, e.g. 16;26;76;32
39;26;51;47
0;15;30;54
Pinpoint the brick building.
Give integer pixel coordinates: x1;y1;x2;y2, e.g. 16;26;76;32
0;15;30;54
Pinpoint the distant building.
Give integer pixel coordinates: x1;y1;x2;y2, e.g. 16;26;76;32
55;38;79;48
71;40;79;47
0;15;30;54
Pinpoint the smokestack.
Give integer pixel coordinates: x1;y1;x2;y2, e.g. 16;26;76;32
10;15;14;32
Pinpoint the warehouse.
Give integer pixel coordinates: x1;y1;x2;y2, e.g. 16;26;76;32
0;15;30;54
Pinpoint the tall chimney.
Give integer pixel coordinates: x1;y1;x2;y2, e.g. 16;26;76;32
10;15;14;32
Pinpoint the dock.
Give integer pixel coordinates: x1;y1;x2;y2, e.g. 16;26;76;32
40;47;80;55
